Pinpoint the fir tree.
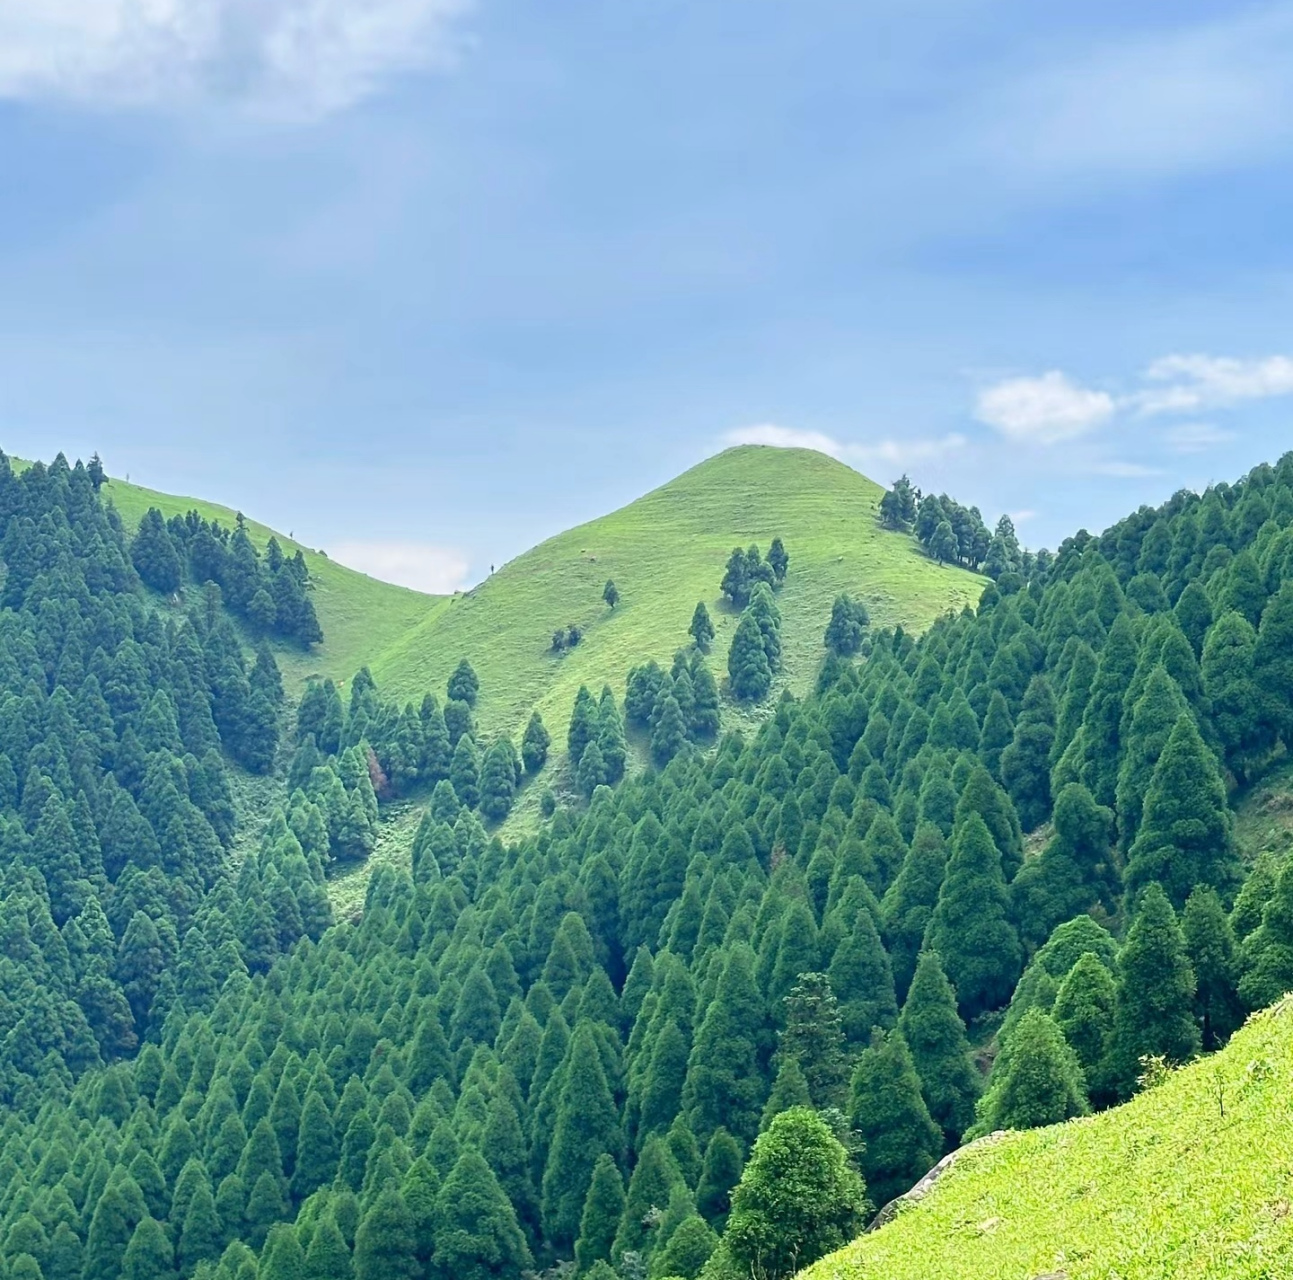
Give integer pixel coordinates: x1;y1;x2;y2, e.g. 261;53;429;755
689;602;715;651
779;973;849;1110
603;579;620;609
1106;884;1200;1100
974;1008;1088;1134
449;736;481;811
924;813;1021;1020
898;951;979;1147
848;1030;941;1209
521;711;550;775
1052;952;1116;1102
353;1189;417;1280
824;596;868;658
728;613;773;702
541;1022;623;1249
1125;713;1239;909
1182;885;1242;1051
574;1154;625;1272
447;659;480;707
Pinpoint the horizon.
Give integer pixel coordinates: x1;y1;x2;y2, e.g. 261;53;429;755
5;3;1293;588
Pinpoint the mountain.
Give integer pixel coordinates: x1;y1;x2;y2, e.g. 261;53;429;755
804;995;1293;1280
366;445;983;745
93;469;449;692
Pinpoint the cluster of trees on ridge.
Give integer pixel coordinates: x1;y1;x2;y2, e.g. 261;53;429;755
9;448;1293;1280
131;511;322;649
882;473;1048;580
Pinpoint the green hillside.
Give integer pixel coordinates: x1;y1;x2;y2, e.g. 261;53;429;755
804;999;1293;1280
369;445;983;748
96;471;449;692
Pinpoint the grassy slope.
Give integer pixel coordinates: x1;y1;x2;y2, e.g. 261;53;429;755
804;1000;1293;1280
98;474;448;693
370;446;983;751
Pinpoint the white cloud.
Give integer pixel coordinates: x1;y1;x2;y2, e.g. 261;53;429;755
724;423;967;470
0;0;470;118
974;371;1115;444
331;539;469;594
1138;354;1293;414
1161;422;1237;453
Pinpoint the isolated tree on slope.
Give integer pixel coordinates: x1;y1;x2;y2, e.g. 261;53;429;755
603;579;620;609
722;1107;866;1280
690;601;715;651
447;658;479;707
521;711;550;775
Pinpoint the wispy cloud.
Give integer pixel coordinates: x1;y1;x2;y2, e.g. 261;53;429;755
1161;422;1237;454
331;539;469;594
0;0;470;119
974;371;1115;444
975;4;1293;183
724;423;967;471
1137;354;1293;414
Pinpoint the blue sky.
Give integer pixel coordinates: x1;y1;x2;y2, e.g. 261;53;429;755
3;1;1293;591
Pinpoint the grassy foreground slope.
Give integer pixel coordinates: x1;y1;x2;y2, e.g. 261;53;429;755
371;445;983;747
98;473;448;692
804;1000;1293;1280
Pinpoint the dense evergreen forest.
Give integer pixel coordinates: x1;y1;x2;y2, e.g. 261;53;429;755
6;447;1293;1280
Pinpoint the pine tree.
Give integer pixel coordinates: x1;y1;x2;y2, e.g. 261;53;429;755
1052;952;1116;1102
898;951;979;1147
728;612;773;702
178;1183;222;1277
293;1092;338;1201
541;1022;623;1249
1202;610;1272;781
1116;665;1190;848
521;711;550;775
768;537;789;584
132;510;184;595
1238;854;1293;1012
689;602;715;651
1009;782;1115;952
353;1188;417;1280
603;579;620;609
639;1019;690;1141
974;1008;1088;1134
1075;613;1139;807
651;695;688;768
447;659;480;707
259;1227;305;1280
683;945;768;1145
478;740;517;822
614;1136;683;1263
824;596;868;657
449;735;481;811
1125;713;1239;909
1106;884;1200;1100
574;1153;625;1272
696;1130;743;1230
724;1108;866;1280
1000;675;1057;832
653;1214;718;1280
924;813;1021;1020
1182;885;1242;1050
120;1218;175;1280
848;1030;941;1209
302;1216;352;1280
779;973;849;1110
880;823;947;999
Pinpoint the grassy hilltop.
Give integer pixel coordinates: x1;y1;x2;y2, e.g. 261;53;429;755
367;445;983;748
97;446;983;759
96;472;450;691
803;999;1293;1280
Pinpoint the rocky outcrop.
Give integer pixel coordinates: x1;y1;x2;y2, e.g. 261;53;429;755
866;1132;1008;1232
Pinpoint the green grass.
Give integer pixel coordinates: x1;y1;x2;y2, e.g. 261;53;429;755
803;999;1293;1280
369;446;983;752
96;473;449;695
